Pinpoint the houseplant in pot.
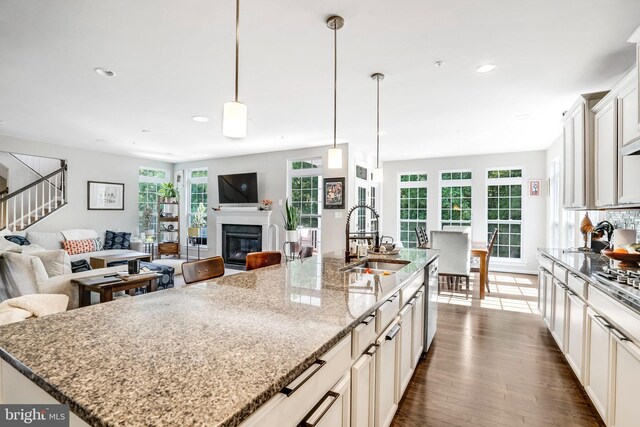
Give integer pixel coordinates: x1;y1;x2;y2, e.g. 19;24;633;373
158;182;178;203
188;202;207;244
282;199;300;243
140;206;155;241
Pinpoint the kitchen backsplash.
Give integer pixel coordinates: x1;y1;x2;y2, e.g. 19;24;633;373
605;210;640;240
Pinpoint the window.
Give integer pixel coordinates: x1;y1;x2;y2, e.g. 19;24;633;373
289;158;322;250
138;167;168;235
487;168;523;259
370;186;378;232
440;171;472;228
399;173;428;248
187;168;208;243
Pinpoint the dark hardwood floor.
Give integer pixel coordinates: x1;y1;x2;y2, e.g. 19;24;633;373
392;290;605;426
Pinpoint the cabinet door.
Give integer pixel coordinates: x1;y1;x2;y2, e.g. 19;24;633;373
543;271;554;329
551;280;566;351
610;334;640;427
565;292;586;383
618;81;640;147
302;373;351;427
584;309;611;422
563;120;574;208
375;319;400;427
594;101;618;207
412;290;425;368
399;305;413;395
351;349;375;427
572;105;586;208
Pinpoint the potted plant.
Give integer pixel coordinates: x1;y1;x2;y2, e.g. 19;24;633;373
140;206;155;239
282;198;300;243
188;202;207;243
158;182;178;203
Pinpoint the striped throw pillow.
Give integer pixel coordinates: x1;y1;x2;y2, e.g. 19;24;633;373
62;239;97;255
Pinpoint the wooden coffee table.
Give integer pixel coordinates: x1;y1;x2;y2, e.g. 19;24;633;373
89;252;152;269
72;273;162;307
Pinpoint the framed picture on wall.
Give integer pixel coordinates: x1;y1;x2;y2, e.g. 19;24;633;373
529;179;541;197
87;181;125;210
324;177;345;209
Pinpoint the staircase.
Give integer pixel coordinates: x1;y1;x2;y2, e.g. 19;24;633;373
0;163;68;231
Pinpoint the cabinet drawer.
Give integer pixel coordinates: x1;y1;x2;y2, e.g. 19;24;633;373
567;272;588;300
352;312;377;358
240;335;352;427
400;270;424;306
553;264;568;283
588;286;640;342
539;256;553;273
376;292;400;334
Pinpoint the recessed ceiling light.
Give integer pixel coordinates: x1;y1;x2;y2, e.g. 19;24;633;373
192;116;211;122
476;64;496;73
434;61;444;68
141;129;150;133
94;67;116;77
131;141;136;145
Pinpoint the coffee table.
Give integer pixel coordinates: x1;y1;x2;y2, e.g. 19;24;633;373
89;251;152;269
72;273;162;307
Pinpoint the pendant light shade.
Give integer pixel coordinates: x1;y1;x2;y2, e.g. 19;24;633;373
327;15;344;169
223;0;247;138
371;73;385;182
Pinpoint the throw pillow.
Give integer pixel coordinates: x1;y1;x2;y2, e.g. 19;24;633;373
2;252;49;296
71;259;92;273
0;238;23;253
4;235;30;246
29;250;72;277
25;231;64;250
92;237;104;251
62;239;97;255
104;230;131;250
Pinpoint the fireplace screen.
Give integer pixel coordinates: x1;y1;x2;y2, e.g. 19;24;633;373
222;224;262;267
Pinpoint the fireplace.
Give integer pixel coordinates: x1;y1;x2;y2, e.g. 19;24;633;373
222;224;262;268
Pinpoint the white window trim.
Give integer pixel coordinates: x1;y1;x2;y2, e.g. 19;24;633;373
397;172;428;248
486;166;525;261
438;170;472;230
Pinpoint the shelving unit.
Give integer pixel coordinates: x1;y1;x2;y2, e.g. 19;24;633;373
157;201;180;258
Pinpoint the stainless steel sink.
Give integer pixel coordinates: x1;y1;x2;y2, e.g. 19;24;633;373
343;260;409;275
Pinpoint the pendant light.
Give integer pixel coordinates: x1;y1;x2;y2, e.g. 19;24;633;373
326;15;344;169
371;73;385;182
223;0;247;138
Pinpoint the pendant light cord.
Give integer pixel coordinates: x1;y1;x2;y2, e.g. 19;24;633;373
235;0;240;102
376;77;380;168
333;23;337;150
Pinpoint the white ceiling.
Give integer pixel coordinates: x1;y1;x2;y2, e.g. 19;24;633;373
1;0;639;163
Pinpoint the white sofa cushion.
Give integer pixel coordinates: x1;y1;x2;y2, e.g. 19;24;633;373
25;231;64;250
0;237;23;253
61;229;99;241
2;252;50;296
29;250;72;277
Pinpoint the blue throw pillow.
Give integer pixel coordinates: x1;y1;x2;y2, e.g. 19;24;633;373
71;260;92;273
4;235;30;246
104;230;131;250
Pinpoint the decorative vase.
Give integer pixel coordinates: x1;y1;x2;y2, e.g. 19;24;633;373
286;229;299;243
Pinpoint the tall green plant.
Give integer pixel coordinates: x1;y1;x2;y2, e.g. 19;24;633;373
282;198;299;231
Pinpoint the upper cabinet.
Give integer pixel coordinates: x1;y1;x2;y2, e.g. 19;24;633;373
593;99;617;207
628;25;640;130
563;92;607;209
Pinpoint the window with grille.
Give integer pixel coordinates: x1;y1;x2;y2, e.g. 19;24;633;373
398;173;428;248
138;167;168;235
288;158;322;250
487;168;523;259
440;171;472;228
188;168;208;242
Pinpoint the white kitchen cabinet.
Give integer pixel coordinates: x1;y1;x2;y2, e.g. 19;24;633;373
375;318;400;427
584;308;611;422
351;346;376;427
610;334;640;427
563;118;574;208
565;292;586;383
594;99;618;207
398;305;413;395
411;290;425;368
543;269;554;329
300;372;351;427
617;72;640;205
618;79;640;148
551;279;567;351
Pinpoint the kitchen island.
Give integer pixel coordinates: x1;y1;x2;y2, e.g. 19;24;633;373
0;249;438;427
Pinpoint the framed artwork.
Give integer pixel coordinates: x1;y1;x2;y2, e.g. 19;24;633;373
324;177;345;209
87;181;125;210
529;179;541;197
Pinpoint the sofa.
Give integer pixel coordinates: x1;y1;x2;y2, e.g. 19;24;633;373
0;228;176;310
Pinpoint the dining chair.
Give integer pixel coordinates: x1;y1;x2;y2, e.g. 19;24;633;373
443;225;471;234
245;251;282;271
299;246;314;259
181;256;225;284
471;228;498;293
415;226;429;248
430;230;472;298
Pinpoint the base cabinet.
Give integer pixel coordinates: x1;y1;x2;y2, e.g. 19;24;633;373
551;279;567;351
584;308;611;422
301;373;351;427
351;349;376;427
610;336;640;427
565;292;586;383
375;319;401;427
412;290;425;368
399;305;414;395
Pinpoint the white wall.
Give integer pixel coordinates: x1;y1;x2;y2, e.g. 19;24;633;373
381;150;547;273
0;152;42;193
0;134;171;235
173;144;350;255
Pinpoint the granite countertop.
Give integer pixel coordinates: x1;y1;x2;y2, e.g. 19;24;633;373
0;249;438;427
539;248;640;314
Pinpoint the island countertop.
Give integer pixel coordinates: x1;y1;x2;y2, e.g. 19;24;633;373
0;249;438;427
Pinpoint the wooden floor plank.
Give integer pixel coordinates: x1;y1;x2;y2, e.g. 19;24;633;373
391;273;605;427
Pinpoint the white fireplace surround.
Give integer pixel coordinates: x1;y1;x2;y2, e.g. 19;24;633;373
213;210;275;256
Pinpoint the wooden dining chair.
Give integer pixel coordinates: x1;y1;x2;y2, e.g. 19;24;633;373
245;251;282;271
181;256;225;284
471;228;498;293
299;246;314;259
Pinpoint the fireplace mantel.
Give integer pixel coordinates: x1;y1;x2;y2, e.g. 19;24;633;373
212;210;274;256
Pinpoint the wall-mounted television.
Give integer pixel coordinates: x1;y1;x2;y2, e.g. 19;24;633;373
218;172;258;204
